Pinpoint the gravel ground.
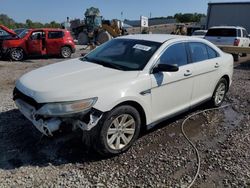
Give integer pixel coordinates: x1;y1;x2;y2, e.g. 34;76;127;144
0;51;249;187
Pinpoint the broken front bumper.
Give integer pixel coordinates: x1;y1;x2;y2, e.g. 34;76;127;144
15;99;62;136
15;99;103;137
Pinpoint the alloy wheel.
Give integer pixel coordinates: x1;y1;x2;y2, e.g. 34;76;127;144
61;47;71;58
11;49;23;61
106;114;136;150
214;82;226;105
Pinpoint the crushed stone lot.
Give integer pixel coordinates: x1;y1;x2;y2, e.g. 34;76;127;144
0;50;249;187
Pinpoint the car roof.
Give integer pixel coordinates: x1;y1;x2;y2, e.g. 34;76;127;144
118;34;188;43
209;26;245;30
30;28;66;32
194;30;207;32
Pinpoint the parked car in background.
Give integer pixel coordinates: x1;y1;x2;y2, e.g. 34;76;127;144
0;28;10;40
0;29;4;36
204;26;250;61
0;25;75;61
14;34;233;156
191;30;207;38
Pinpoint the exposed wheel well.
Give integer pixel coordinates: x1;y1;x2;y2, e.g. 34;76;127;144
221;75;230;92
8;47;26;60
9;47;25;55
62;45;73;52
115;101;147;129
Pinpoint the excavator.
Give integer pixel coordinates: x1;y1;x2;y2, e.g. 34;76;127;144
70;7;126;45
171;24;187;35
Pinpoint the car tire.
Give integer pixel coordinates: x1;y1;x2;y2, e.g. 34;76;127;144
210;78;228;107
83;105;141;156
10;48;24;61
61;46;72;58
242;53;247;57
233;54;239;62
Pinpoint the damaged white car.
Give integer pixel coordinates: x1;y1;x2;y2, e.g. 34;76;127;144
14;34;233;155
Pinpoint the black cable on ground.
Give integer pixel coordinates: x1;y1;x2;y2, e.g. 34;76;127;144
181;104;231;188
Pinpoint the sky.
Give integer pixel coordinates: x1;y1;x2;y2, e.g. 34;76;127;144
0;0;249;23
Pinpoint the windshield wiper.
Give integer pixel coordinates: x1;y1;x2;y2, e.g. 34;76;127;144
101;61;124;70
82;57;124;70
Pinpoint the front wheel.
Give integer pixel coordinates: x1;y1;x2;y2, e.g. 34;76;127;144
210;78;228;107
61;46;72;58
10;48;24;61
83;105;141;156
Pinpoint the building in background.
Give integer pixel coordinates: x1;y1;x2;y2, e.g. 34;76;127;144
206;2;250;33
124;18;176;27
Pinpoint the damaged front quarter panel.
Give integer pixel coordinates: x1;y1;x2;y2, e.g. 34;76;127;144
15;97;103;137
73;109;103;131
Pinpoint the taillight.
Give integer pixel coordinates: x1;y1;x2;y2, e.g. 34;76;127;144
234;39;240;46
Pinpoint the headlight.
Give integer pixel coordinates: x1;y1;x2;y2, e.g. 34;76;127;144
36;97;97;116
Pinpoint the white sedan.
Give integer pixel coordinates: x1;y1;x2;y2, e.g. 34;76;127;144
14;34;234;156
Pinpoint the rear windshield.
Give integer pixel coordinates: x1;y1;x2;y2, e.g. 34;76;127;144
206;28;236;37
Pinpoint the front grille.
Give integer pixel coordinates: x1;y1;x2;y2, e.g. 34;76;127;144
13;88;43;110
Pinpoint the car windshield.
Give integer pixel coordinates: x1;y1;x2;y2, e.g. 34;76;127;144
81;39;161;71
15;29;29;38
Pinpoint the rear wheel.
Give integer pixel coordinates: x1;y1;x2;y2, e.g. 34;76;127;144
10;48;24;61
210;78;228;107
242;53;247;57
97;31;112;44
61;46;72;58
233;54;239;61
83;105;141;156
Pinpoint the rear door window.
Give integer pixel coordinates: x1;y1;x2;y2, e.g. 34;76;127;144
206;28;237;37
48;31;64;39
206;45;219;59
189;43;209;62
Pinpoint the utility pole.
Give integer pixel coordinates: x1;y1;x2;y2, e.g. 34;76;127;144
149;12;152;33
121;11;123;21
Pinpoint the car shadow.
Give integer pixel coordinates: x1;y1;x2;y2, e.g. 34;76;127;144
0;101;222;170
0;109;104;170
234;58;250;70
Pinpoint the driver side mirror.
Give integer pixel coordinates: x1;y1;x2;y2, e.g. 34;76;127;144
152;64;179;74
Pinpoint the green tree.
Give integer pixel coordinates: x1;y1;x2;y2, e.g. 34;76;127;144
174;13;206;23
0;14;16;28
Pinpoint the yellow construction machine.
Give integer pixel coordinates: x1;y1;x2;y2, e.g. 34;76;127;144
70;7;126;45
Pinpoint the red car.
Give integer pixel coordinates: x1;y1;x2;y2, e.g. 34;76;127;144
0;25;75;61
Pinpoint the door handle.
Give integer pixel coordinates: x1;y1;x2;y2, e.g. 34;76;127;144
214;63;220;68
184;70;192;76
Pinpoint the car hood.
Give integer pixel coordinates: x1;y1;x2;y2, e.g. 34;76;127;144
0;25;17;37
16;58;140;103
